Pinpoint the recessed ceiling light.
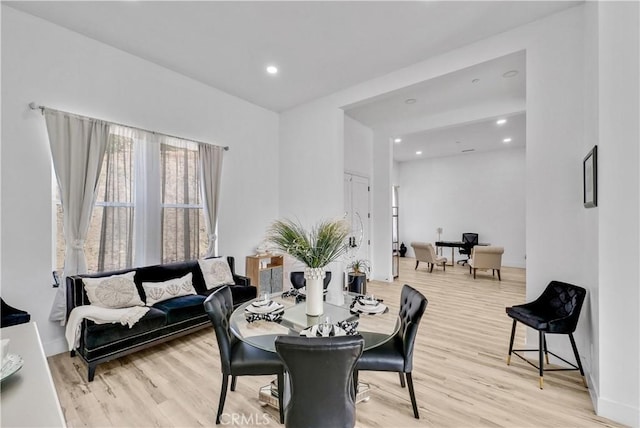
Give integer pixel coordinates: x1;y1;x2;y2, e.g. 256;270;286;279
394;138;402;143
496;118;507;125
503;70;519;78
416;151;422;155
266;65;278;75
503;137;512;143
472;78;480;84
405;98;417;104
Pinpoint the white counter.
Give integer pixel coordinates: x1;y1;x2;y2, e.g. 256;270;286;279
0;322;66;427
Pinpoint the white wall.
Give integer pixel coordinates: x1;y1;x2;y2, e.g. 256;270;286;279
279;5;639;425
399;148;526;268
279;99;344;222
278;98;347;291
521;4;590;373
371;133;394;281
392;161;400;187
343;115;373;179
0;6;280;355
581;0;601;406
596;1;639;425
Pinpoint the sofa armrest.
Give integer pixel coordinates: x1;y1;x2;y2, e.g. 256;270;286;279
233;274;251;286
66;276;76;321
66;275;88;321
225;256;250;286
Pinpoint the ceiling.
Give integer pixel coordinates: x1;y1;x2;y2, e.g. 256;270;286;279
345;51;526;161
392;112;526;162
6;1;579;112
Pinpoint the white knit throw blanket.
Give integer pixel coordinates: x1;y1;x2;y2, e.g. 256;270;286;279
65;305;150;351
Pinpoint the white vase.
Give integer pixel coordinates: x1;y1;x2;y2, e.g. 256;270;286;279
304;267;325;316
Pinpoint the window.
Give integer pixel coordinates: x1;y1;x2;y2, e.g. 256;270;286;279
54;129;207;273
92;134;135;272
160;140;207;263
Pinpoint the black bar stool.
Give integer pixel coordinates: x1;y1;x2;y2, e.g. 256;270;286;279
505;280;587;389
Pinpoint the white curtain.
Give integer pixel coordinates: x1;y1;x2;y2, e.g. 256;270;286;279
199;144;224;257
46;109;110;323
107;124;161;270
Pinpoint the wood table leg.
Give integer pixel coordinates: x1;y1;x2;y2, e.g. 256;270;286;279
437;246;455;266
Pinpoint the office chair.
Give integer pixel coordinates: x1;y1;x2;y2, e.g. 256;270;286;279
275;335;364;428
505;281;587;389
203;286;285;424
456;233;478;265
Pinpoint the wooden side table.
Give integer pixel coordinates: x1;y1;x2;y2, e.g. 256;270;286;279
245;254;284;295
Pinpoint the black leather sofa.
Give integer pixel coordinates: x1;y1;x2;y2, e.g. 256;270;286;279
66;257;256;382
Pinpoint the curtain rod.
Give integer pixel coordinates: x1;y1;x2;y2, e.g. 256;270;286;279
28;102;229;151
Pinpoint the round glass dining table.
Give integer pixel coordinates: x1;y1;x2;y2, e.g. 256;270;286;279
229;290;400;352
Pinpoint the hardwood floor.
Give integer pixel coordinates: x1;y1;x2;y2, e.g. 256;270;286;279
48;258;620;427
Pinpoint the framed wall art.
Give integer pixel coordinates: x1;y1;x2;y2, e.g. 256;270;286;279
583;145;597;208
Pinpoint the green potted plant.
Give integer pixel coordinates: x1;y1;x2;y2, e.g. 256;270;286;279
347;259;370;275
346;259;370;294
266;218;350;316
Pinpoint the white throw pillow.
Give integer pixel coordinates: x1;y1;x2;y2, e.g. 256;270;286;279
142;272;196;306
83;271;144;309
199;258;234;290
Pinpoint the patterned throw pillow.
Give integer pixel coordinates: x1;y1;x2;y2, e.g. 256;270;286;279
142;273;197;306
83;271;144;309
199;258;234;290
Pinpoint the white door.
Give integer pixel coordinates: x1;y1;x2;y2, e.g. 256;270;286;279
344;173;370;264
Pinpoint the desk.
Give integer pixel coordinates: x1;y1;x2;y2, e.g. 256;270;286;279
0;323;66;428
435;241;490;266
230;291;399;352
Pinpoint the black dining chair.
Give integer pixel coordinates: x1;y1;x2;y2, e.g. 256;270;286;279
506;280;587;389
275;335;364;428
289;271;332;290
203;286;285;424
354;284;428;419
1;298;31;328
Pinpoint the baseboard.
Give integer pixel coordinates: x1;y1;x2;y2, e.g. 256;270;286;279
596;396;639;427
43;337;68;357
502;260;526;269
588;372;640;427
587;371;599;413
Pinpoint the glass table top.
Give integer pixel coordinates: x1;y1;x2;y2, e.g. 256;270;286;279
229;289;400;352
